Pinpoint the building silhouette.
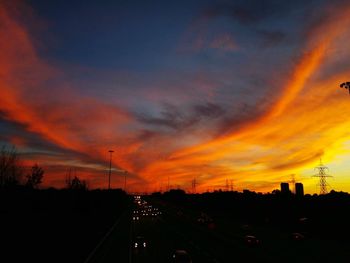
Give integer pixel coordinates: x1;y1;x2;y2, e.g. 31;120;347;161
280;183;290;194
295;183;304;196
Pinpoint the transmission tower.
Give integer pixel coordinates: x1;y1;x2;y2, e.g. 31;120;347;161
313;159;332;195
192;178;197;193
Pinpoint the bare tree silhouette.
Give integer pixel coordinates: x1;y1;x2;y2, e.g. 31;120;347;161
0;145;22;188
26;164;44;189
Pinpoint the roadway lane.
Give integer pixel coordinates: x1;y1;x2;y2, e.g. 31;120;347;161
150;198;350;263
131;215;219;263
84;210;131;263
130;197;227;263
150;199;264;263
84;198;264;263
82;196;350;263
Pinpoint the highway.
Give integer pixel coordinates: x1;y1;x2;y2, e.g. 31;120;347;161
84;195;350;263
84;196;225;263
84;210;131;263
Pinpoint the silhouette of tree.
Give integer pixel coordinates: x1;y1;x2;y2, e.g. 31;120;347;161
66;175;88;190
0;145;22;188
26;164;44;189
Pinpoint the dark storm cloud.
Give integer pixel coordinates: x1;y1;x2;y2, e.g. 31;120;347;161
137;102;226;131
194;0;333;48
193;102;225;119
215;102;263;137
0;118;49;149
0;118;58;153
201;1;273;25
0;117;116;171
257;30;286;47
200;0;317;25
137;103;186;130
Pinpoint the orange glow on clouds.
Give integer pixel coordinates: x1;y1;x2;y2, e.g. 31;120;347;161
137;4;350;193
2;1;350;193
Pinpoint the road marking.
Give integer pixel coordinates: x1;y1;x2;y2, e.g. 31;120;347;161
129;218;133;263
83;210;129;263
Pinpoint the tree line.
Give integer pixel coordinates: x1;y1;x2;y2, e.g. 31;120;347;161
0;145;88;190
0;145;43;189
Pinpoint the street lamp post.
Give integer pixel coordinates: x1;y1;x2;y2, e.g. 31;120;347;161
340;82;350;94
108;150;114;190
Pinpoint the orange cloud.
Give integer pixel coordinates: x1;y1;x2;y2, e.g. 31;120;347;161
2;1;350;194
0;2;137;187
137;3;350;193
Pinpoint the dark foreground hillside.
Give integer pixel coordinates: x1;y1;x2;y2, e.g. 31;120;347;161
0;188;131;263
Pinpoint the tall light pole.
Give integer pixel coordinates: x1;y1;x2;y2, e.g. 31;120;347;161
108;150;114;190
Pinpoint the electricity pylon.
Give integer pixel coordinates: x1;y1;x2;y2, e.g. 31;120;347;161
313;159;332;195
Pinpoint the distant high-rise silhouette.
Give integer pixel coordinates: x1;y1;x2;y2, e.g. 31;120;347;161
295;183;304;196
280;183;290;194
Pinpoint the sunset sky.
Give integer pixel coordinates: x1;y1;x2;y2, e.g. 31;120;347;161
1;0;350;193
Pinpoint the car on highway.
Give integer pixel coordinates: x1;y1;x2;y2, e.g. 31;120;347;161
172;249;192;263
291;232;305;241
244;235;260;247
133;236;147;249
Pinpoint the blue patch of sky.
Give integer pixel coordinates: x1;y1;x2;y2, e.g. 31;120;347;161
29;0;214;72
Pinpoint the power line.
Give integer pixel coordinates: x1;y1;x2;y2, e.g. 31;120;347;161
313;159;332;195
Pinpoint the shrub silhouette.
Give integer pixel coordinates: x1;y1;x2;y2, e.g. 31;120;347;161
66;175;88;190
26;164;44;189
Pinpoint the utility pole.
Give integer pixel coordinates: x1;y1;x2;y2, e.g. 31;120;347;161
192;178;197;194
167;175;170;191
124;170;127;192
108;150;114;190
